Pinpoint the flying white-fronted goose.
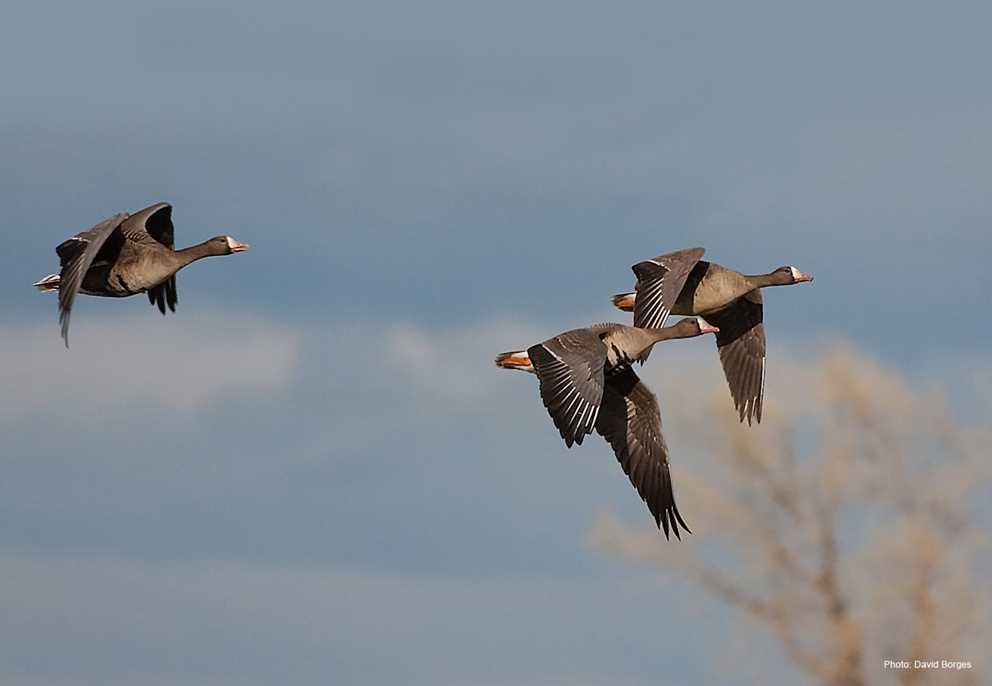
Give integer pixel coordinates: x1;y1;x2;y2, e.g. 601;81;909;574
611;248;812;426
494;317;719;539
33;202;249;346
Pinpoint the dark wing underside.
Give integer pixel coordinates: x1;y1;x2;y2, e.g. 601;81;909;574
127;203;178;315
55;212;129;346
527;328;606;448
595;365;690;539
631;247;705;330
147;277;178;314
707;290;766;425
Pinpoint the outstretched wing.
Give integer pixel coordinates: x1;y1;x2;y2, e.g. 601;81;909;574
631;247;705;330
124;203;178;315
527;328;606;448
707;290;766;425
55;212;129;346
595;365;690;539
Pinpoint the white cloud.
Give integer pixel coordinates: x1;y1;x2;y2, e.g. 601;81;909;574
0;313;301;417
383;316;550;405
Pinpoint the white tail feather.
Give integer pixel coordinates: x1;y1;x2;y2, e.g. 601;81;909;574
33;274;61;292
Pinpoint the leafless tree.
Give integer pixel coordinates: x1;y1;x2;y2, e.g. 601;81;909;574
590;344;990;686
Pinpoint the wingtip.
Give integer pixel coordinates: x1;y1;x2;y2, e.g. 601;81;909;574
656;504;691;540
59;317;70;349
673;506;691;536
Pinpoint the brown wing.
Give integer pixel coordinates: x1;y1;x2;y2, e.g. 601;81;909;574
595;365;690;539
527;328;606;448
124;203;178;315
127;202;175;248
631;247;705;330
55;212;129;346
707;290;766;425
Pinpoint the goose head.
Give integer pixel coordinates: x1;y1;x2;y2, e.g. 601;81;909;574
204;236;251;255
494;350;535;373
693;316;720;334
670;316;720;337
655;317;720;338
772;265;813;284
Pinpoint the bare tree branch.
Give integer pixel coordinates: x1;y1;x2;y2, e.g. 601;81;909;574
592;345;990;686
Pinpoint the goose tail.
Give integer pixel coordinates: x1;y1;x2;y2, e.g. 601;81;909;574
611;292;636;311
33;274;61;292
495;350;535;373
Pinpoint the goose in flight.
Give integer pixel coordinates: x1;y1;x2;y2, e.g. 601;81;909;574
612;248;812;425
34;202;249;346
495;317;719;539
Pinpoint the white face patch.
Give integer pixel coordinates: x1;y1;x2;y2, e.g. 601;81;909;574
225;236;237;250
790;266;802;280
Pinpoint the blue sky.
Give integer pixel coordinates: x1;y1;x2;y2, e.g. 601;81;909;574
2;1;990;684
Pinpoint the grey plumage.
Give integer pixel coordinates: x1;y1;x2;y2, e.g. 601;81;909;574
595;365;689;539
708;291;766;425
54;213;129;345
129;203;179;315
617;247;812;425
37;202;248;346
527;327;606;448
631;247;705;330
497;318;711;538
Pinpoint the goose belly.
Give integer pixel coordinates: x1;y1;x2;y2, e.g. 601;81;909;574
77;266;131;297
82;264;164;297
79;286;131;298
119;252;180;292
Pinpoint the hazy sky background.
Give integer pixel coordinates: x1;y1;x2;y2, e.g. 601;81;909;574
2;1;990;684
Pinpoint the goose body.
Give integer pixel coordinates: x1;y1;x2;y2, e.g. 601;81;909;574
612;247;813;425
34;202;249;345
75;238;183;298
495;317;719;539
672;260;760;314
